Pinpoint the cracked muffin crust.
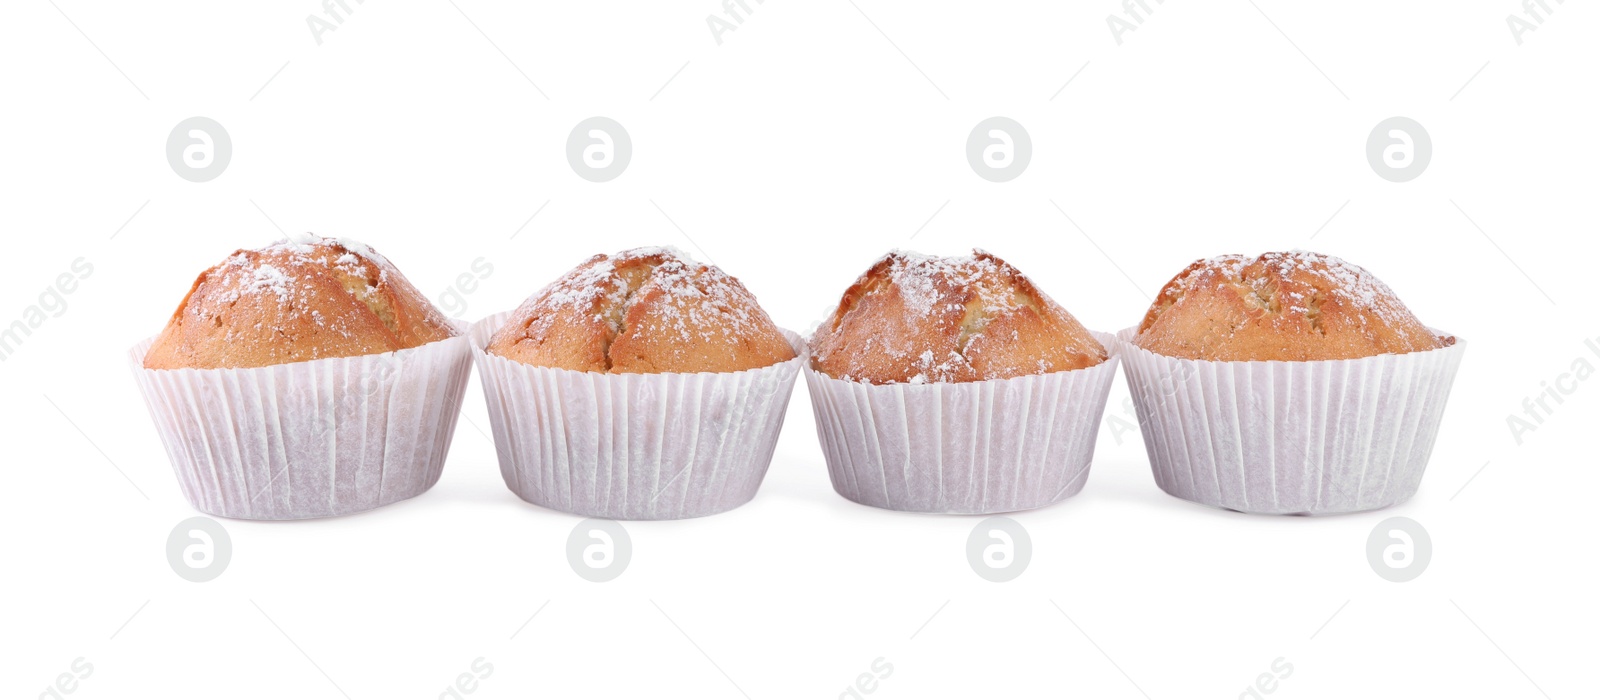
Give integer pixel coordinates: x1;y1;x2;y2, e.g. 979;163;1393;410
1134;251;1450;361
486;247;795;374
809;250;1106;384
143;234;455;370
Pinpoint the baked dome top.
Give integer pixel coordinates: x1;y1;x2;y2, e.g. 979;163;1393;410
1135;250;1450;361
810;250;1107;384
143;234;455;370
486;247;795;374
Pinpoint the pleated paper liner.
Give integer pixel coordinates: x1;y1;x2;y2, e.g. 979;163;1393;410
1114;327;1466;515
469;311;807;520
128;323;474;520
805;332;1121;514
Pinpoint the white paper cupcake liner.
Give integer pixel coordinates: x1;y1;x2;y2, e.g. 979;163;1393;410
1115;327;1466;515
804;332;1121;514
469;311;806;520
129;326;474;520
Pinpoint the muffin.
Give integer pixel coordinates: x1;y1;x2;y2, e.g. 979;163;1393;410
486;247;794;373
804;250;1121;514
145;236;455;369
810;250;1106;383
1135;251;1451;361
470;247;804;520
130;234;472;520
1118;251;1466;515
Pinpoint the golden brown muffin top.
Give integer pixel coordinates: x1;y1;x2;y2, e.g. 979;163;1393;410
143;235;455;370
810;250;1107;384
1135;251;1451;361
486;247;796;374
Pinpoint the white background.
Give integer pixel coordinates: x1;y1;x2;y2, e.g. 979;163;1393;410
2;1;1596;698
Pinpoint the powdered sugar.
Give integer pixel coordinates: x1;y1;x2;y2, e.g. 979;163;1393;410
186;235;420;340
813;250;1107;384
334;236;390;269
879;249;1020;317
249;264;293;301
535;257;620;316
634;253;765;344
1137;250;1441;359
1280;250;1397;315
1170;250;1407;324
207;238;362;310
507;247;783;364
